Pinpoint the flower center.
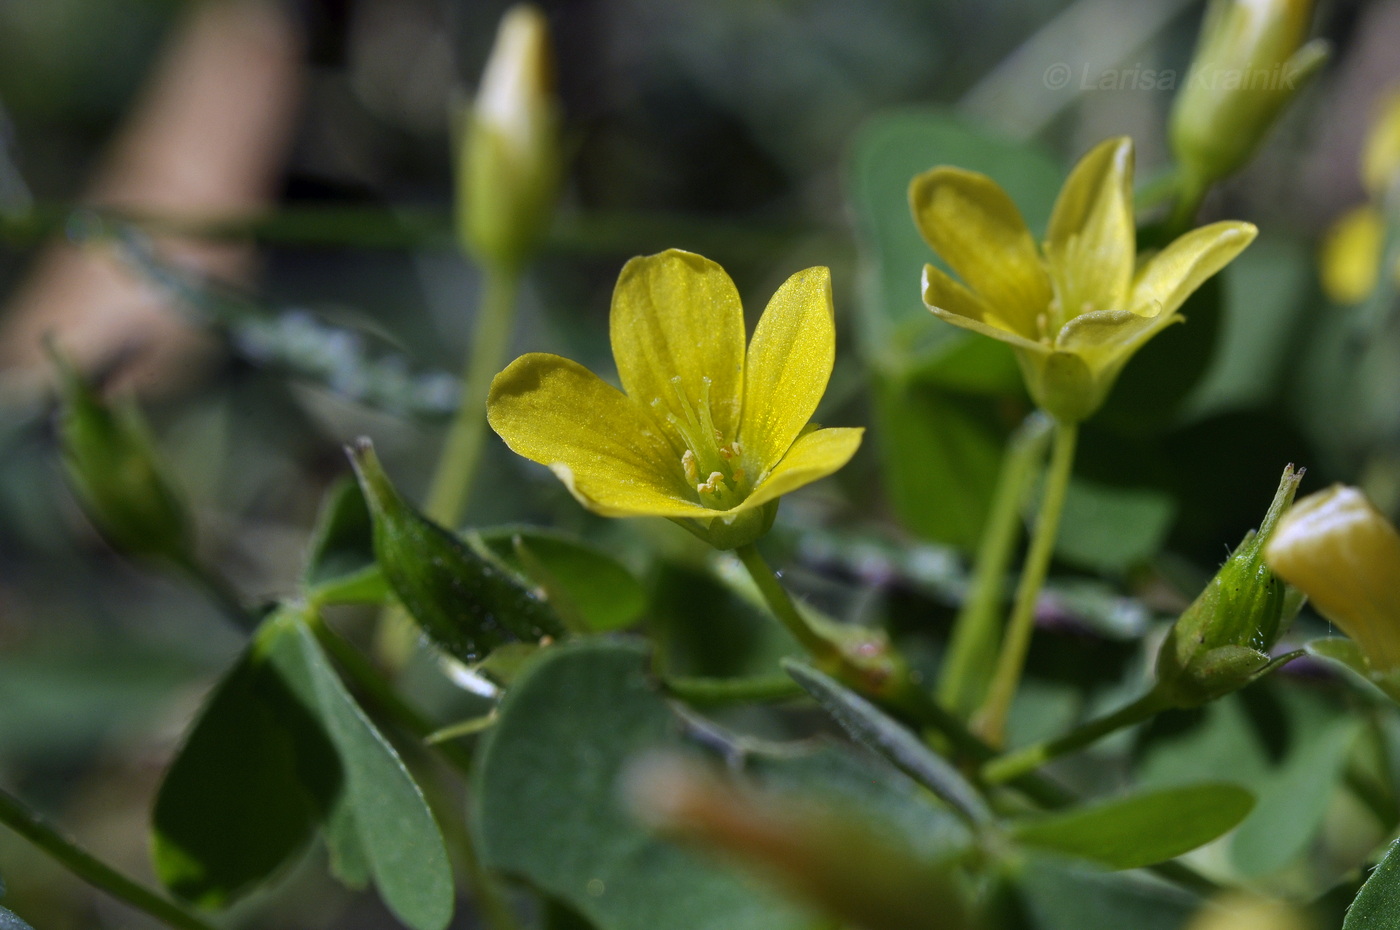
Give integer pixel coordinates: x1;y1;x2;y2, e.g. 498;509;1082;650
656;376;750;510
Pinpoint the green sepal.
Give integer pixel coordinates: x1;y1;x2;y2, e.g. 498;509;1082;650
347;438;564;663
50;345;193;565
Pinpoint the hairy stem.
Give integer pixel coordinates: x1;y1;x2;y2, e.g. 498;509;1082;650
982;690;1168;784
0;788;216;930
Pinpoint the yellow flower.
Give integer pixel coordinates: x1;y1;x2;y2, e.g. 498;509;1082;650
487;249;863;549
1264;484;1400;672
910;137;1257;423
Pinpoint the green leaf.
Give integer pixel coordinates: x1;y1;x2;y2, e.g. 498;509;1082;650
0;906;34;930
304;478;390;605
848;108;1061;369
1054;478;1177;574
474;639;812;930
1009;784;1255;870
349;439;564;662
783;660;992;827
1346;839;1400;929
153;610;454;928
870;374;1008;549
152;627;341;908
1231;716;1359;877
478;526;645;632
324;797;371;891
267;615;454;930
1016;857;1198;930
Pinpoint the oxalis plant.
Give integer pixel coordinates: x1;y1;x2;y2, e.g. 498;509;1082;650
10;1;1400;929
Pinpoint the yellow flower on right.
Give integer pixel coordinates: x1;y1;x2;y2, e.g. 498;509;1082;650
1265;484;1400;673
911;137;1256;423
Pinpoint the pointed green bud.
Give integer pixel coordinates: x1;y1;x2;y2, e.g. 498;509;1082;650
1155;464;1305;707
347;438;563;663
457;4;561;273
52;347;193;565
1170;0;1328;186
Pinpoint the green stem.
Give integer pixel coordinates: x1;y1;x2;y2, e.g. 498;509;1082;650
0;788;216;930
172;554;256;634
664;674;805;706
982;690;1168;784
1164;168;1208;240
939;413;1052;716
306;614;522;930
424;267;522;527
734;544;839;663
975;419;1078;747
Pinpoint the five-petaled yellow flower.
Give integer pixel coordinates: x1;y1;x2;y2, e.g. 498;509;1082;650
911;136;1257;423
487;249;863;549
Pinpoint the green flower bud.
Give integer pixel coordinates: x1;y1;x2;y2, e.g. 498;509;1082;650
1155;464;1304;707
1170;0;1328;186
346;438;563;663
52;348;192;565
457;5;561;272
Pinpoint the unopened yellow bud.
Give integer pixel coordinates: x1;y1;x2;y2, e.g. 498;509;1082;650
1362;88;1400;198
458;5;560;272
1264;485;1400;672
1171;0;1328;185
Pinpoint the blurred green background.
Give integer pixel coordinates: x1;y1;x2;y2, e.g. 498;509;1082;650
2;0;1399;927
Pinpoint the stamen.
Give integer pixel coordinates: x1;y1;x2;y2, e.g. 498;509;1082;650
682;449;699;484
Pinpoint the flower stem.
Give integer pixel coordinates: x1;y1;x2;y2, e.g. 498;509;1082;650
377;265;522;667
982;689;1168;784
424;266;522;528
974;419;1078;746
0;787;216;930
734;543;839;662
939;413;1052;717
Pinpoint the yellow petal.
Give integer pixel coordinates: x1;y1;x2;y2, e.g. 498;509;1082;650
738;266;836;470
610;249;746;439
1320;206;1383;304
741;427;864;511
1132;221;1257;317
1045;137;1135;319
923;265;1051;356
487;353;713;518
1265;485;1400;671
909;167;1052;338
1055;308;1166;374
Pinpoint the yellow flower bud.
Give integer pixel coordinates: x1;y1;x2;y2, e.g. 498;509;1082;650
1170;0;1328;185
458;5;560;272
1264;485;1400;672
1319;205;1385;304
1362;88;1400;198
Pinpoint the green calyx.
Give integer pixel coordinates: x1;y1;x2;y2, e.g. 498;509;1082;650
1154;464;1305;707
